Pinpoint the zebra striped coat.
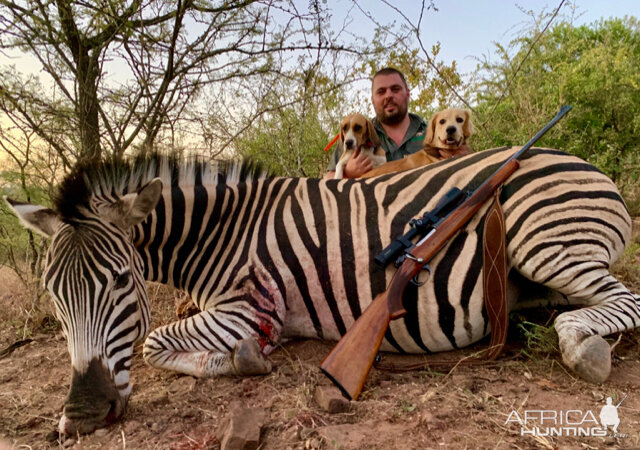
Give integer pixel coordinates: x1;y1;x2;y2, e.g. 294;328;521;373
7;146;639;435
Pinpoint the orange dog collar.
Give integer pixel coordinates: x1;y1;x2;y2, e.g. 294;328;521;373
324;133;340;152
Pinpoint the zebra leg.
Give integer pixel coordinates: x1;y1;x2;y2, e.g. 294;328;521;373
552;272;640;383
142;308;281;377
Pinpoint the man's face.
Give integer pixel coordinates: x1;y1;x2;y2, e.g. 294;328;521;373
371;73;410;125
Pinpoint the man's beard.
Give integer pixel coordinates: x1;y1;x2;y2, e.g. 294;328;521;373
378;101;408;125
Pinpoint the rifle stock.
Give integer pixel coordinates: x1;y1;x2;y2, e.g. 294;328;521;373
320;260;416;400
320;291;392;400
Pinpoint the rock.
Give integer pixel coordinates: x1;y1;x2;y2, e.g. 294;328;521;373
123;420;142;435
314;386;349;414
217;403;267;450
167;376;197;396
93;428;109;437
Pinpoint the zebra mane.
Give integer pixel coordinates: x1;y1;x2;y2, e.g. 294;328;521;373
54;153;269;220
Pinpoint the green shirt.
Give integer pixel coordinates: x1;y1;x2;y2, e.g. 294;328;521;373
326;113;427;171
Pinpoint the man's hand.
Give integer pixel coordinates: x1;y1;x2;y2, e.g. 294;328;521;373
324;149;377;179
344;149;375;178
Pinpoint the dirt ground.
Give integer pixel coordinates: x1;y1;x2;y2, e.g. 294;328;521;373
1;263;639;449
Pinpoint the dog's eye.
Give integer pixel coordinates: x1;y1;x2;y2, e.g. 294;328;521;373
342;125;348;132
353;125;362;132
439;119;446;125
456;117;464;123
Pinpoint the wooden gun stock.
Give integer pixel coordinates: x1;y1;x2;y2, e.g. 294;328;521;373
320;259;416;400
320;291;393;401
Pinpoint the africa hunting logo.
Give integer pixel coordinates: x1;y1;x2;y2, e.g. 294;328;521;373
505;396;628;438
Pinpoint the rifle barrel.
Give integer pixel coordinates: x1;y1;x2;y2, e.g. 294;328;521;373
511;105;572;162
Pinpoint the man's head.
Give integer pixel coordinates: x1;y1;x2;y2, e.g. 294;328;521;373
371;68;410;125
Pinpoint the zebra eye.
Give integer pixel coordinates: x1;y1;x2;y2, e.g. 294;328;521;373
113;271;131;289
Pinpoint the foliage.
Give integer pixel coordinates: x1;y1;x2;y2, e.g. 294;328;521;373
233;68;344;178
473;17;640;189
516;319;559;359
0;0;368;165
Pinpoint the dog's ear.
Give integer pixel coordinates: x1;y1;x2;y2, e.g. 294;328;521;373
339;119;347;145
425;112;439;146
462;110;474;139
366;119;381;148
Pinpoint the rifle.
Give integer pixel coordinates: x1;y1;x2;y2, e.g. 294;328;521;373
320;105;572;401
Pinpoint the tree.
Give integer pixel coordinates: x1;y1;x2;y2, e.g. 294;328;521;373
0;0;362;165
233;67;343;177
473;17;640;186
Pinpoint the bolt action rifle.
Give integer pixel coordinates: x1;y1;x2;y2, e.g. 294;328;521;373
320;106;572;401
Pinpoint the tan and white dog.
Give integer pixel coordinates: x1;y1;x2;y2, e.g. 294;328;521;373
424;108;474;159
361;108;473;178
334;113;386;179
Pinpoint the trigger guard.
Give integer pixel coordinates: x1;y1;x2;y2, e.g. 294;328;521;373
410;264;431;286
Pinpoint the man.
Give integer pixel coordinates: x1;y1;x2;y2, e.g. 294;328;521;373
325;67;427;179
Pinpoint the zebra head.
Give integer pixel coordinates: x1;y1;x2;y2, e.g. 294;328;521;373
5;178;162;435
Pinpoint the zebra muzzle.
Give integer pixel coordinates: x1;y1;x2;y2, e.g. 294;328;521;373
59;358;127;434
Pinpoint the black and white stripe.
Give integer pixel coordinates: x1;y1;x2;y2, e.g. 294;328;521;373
11;147;640;409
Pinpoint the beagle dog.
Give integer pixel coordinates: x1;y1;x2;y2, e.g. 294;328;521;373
361;108;473;178
334;113;386;179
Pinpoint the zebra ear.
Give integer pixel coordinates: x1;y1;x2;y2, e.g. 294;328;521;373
4;196;62;238
116;178;163;228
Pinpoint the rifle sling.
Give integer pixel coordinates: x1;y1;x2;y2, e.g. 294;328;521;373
375;191;509;372
482;188;509;360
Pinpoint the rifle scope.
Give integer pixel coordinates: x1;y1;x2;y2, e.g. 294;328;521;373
374;187;465;268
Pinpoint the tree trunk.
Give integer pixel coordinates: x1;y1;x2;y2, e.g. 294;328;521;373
56;0;101;163
76;49;101;163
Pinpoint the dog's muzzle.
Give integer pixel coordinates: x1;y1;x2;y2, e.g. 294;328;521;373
344;138;356;150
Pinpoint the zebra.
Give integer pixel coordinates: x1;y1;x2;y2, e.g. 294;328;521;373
6;146;639;435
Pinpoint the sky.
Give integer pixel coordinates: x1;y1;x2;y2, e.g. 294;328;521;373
340;0;640;75
4;1;639;85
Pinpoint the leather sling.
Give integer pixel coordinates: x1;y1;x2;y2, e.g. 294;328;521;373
481;188;509;361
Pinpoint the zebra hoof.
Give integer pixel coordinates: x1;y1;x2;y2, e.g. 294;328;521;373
233;338;272;375
563;335;611;383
